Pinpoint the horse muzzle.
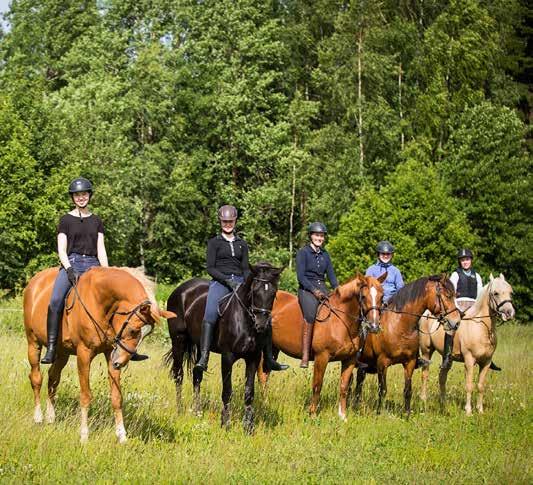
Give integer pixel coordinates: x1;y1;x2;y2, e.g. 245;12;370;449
500;303;515;322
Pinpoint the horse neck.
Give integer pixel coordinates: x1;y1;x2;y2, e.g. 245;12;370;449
87;268;147;315
329;291;360;330
464;284;496;334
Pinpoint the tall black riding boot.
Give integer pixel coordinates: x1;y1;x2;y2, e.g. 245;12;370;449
194;320;215;372
41;307;61;364
489;361;502;371
440;332;454;370
355;327;369;370
262;326;289;372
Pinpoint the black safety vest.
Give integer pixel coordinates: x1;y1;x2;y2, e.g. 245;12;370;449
455;268;478;299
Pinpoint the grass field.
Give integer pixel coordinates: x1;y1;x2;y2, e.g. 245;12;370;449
0;293;531;484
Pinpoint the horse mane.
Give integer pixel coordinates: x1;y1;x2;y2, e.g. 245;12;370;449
387;275;449;311
118;267;158;310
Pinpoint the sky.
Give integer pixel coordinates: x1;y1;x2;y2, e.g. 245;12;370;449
0;0;9;29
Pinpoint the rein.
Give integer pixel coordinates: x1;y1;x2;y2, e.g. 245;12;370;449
65;278;152;354
381;281;461;336
217;276;277;330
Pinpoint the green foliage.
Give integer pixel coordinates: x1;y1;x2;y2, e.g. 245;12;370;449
442;103;532;320
0;0;529;320
329;156;478;283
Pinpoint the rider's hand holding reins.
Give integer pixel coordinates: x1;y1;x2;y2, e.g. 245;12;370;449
66;267;77;285
313;289;328;301
225;279;241;291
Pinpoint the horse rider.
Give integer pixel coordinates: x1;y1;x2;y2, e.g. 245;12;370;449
296;222;339;368
355;240;405;369
444;248;500;370
42;177;113;363
194;205;288;373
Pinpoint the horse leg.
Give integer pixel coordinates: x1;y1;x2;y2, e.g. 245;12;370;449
243;357;258;434
309;352;329;418
45;352;69;424
170;333;187;411
420;349;434;404
476;362;491;414
377;364;388;414
338;359;356;422
28;342;43;424
103;351;127;443
354;368;367;409
221;352;236;429
463;353;476;416
438;363;451;411
403;359;417;418
77;347;93;443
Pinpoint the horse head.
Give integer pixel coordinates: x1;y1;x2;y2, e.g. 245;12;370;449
428;274;462;329
111;302;176;369
488;273;515;321
248;262;284;333
335;272;386;333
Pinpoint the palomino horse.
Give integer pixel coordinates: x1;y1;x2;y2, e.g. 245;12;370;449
419;274;515;415
165;262;283;433
259;273;386;421
23;266;175;443
354;275;462;417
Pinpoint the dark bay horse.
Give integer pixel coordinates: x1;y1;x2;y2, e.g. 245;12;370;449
258;273;386;421
23;266;175;443
165;262;283;433
354;274;462;417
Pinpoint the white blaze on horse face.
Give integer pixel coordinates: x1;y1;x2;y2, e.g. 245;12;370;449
265;283;269;291
370;286;377;310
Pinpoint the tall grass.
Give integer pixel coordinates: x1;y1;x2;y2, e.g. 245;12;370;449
0;297;531;484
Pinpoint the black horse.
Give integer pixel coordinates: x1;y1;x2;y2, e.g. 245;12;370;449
165;262;283;433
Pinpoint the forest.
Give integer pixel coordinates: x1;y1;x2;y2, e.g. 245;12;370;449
0;0;531;319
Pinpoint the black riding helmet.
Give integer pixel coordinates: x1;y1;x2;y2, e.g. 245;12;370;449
376;240;394;254
308;222;327;234
69;177;93;194
457;248;473;260
218;205;238;220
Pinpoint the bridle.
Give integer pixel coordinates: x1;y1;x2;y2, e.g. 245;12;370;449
434;282;462;327
66;282;152;356
218;276;278;331
357;285;382;332
110;300;153;355
488;282;513;318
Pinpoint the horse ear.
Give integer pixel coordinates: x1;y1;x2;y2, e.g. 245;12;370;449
273;265;286;277
489;273;494;282
159;309;177;319
377;271;387;284
499;273;505;281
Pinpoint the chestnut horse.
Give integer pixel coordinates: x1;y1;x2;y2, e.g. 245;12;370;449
165;262;283;433
353;275;462;417
419;274;515;414
259;273;386;421
23;266;175;443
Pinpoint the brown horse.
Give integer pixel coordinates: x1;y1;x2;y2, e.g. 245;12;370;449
419;274;515;414
353;275;462;416
23;266;175;443
259;273;386;421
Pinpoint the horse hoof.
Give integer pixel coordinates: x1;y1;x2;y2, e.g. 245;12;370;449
80;432;89;444
117;434;128;444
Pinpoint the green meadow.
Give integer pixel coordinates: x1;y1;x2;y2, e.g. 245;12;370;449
0;293;531;484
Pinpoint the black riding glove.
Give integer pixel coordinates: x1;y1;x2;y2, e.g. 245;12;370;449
225;279;240;291
66;267;77;285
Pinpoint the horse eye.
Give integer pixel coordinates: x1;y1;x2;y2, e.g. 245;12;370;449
494;292;499;296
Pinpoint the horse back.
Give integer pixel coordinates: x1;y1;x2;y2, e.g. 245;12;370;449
167;278;209;339
23;267;60;340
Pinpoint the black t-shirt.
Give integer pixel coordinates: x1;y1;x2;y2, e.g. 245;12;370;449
206;234;250;283
57;214;105;256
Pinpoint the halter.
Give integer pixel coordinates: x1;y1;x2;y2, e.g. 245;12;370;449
111;300;153;355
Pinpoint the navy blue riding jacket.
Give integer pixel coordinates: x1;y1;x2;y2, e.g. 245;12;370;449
296;244;338;292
